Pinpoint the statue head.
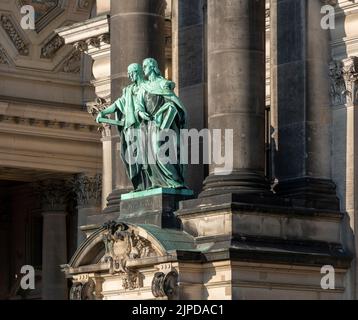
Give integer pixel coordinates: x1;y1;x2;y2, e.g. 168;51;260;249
127;63;144;83
143;58;162;78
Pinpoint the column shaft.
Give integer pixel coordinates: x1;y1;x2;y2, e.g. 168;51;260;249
104;0;166;209
271;0;339;209
42;211;68;300
201;0;267;197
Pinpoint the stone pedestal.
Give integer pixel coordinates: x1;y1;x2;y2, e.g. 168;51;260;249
175;195;352;297
120;188;194;228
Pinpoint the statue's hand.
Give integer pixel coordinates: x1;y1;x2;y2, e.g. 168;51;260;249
96;112;104;123
139;111;151;121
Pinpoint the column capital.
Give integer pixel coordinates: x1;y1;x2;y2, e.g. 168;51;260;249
35;179;70;212
72;173;102;208
329;56;358;107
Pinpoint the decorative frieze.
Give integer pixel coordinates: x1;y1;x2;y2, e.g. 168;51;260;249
41;34;65;59
0;15;29;55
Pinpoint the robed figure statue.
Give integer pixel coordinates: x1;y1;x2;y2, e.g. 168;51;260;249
134;58;187;190
96;58;187;192
96;63;146;191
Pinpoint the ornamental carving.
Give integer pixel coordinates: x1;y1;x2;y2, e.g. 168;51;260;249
0;45;9;65
329;60;346;106
86;97;111;137
70;279;96;300
72;173;102;207
0;15;29;55
41;35;65;59
62;50;81;73
151;271;178;299
342;57;358;106
34;179;70;212
329;57;358;106
101;222;157;290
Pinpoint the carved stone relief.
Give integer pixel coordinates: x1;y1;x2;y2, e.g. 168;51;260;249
151;270;178;299
101;221;157;290
41;35;65;59
0;15;29;55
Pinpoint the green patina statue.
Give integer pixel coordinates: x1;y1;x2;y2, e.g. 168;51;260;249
96;58;187;192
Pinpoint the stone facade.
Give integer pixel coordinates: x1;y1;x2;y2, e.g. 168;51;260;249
1;0;358;300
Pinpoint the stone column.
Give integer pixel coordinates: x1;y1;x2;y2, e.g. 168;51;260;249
105;0;166;207
172;0;207;195
200;0;268;198
270;0;339;209
38;179;68;300
73;173;102;246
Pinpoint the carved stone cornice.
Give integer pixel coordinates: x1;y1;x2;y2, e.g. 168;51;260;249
72;33;110;55
0;15;29;56
329;57;358;106
41;34;65;59
0;114;97;132
72;173;102;207
56;15;110;48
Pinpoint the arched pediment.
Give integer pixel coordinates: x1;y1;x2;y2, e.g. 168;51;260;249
67;222;196;270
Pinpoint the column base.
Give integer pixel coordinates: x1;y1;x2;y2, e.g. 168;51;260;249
200;171;271;200
274;178;340;210
102;188;132;215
